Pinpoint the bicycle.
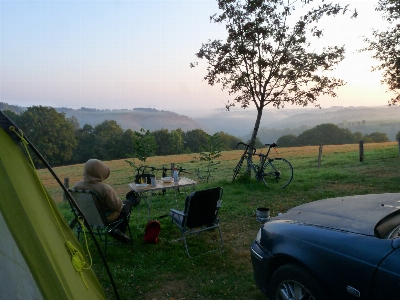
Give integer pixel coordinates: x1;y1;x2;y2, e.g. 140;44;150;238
232;142;293;188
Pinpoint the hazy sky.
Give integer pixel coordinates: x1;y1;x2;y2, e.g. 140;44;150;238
0;0;394;117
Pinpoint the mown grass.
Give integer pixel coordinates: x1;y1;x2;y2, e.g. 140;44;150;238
41;142;400;300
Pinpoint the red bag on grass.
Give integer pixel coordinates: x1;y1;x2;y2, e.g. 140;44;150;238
144;220;161;243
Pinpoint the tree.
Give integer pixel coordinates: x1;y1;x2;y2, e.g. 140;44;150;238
93;120;125;160
168;130;185;155
353;131;364;143
17;106;77;166
193;0;357;156
218;131;242;150
361;0;400;105
295;123;354;146
184;129;210;153
120;129;136;158
125;128;157;176
70;124;96;163
131;128;157;163
277;134;298;147
195;132;222;183
396;130;400;141
2;110;20;123
151;129;171;156
364;132;390;143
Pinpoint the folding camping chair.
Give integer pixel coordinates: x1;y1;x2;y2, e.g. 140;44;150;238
168;187;224;257
68;188;132;255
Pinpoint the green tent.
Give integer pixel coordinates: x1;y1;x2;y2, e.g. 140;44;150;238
0;114;107;299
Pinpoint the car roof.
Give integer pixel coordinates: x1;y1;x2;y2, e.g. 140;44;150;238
273;193;400;236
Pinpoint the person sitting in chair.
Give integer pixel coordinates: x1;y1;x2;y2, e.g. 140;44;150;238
73;159;132;244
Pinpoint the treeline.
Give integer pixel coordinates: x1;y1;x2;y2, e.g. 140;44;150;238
3;107;395;167
277;123;393;147
2;106;242;167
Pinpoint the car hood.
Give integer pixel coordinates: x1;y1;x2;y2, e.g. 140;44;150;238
273;193;400;236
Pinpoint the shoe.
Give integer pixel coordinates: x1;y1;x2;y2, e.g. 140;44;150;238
109;229;131;244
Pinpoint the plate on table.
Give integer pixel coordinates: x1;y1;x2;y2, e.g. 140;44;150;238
161;177;174;183
134;183;149;189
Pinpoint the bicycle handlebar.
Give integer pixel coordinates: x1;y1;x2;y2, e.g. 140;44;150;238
236;141;277;152
236;141;246;148
236;142;256;154
264;143;277;148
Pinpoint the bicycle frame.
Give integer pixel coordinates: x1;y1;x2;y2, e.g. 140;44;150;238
232;142;293;188
236;142;273;174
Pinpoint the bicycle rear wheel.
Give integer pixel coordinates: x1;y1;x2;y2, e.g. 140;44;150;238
232;157;244;182
261;158;293;188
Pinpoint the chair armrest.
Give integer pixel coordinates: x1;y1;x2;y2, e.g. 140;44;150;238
170;208;185;216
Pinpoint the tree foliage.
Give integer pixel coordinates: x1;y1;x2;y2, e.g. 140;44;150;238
93;120;126;161
219;131;242;150
14;106;77;166
131;128;157;163
195;132;222;183
168;130;185;155
276;123;391;146
70;124;96;163
3;107;243;166
277;134;298;147
183;129;210;153
151;129;173;156
363;132;389;143
296;123;354;146
361;0;400;105
193;0;357;153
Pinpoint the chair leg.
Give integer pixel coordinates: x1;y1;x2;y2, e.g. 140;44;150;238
167;218;174;241
185;226;224;258
181;231;191;257
217;225;224;249
104;230;108;256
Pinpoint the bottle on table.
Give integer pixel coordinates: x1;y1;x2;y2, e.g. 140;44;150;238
173;168;179;184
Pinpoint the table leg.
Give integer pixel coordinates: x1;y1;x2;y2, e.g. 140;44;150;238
173;188;179;209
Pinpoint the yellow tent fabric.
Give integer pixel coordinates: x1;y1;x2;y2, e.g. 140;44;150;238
0;127;107;300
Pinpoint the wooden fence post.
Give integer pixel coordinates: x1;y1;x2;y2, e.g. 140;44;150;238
318;144;323;168
170;163;175;177
359;141;364;162
63;177;69;201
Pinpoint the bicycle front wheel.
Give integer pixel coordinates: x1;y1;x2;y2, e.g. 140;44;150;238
261;158;293;188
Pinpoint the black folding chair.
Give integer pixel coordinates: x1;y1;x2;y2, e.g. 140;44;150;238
168;187;224;257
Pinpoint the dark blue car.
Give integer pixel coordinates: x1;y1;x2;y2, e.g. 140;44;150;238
251;193;400;300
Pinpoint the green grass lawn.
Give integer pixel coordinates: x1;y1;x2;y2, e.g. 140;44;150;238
48;142;400;299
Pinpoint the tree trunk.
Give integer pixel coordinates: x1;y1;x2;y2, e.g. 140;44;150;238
246;107;263;177
249;107;263;149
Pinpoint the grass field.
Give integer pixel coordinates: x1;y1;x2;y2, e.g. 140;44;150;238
40;142;400;300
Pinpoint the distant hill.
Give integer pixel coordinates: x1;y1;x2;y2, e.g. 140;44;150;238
235;106;400;142
57;107;214;133
196;107;303;136
0;103;213;133
269;106;400;129
0;102;25;114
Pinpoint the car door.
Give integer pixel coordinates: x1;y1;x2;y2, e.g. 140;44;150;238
370;239;400;300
